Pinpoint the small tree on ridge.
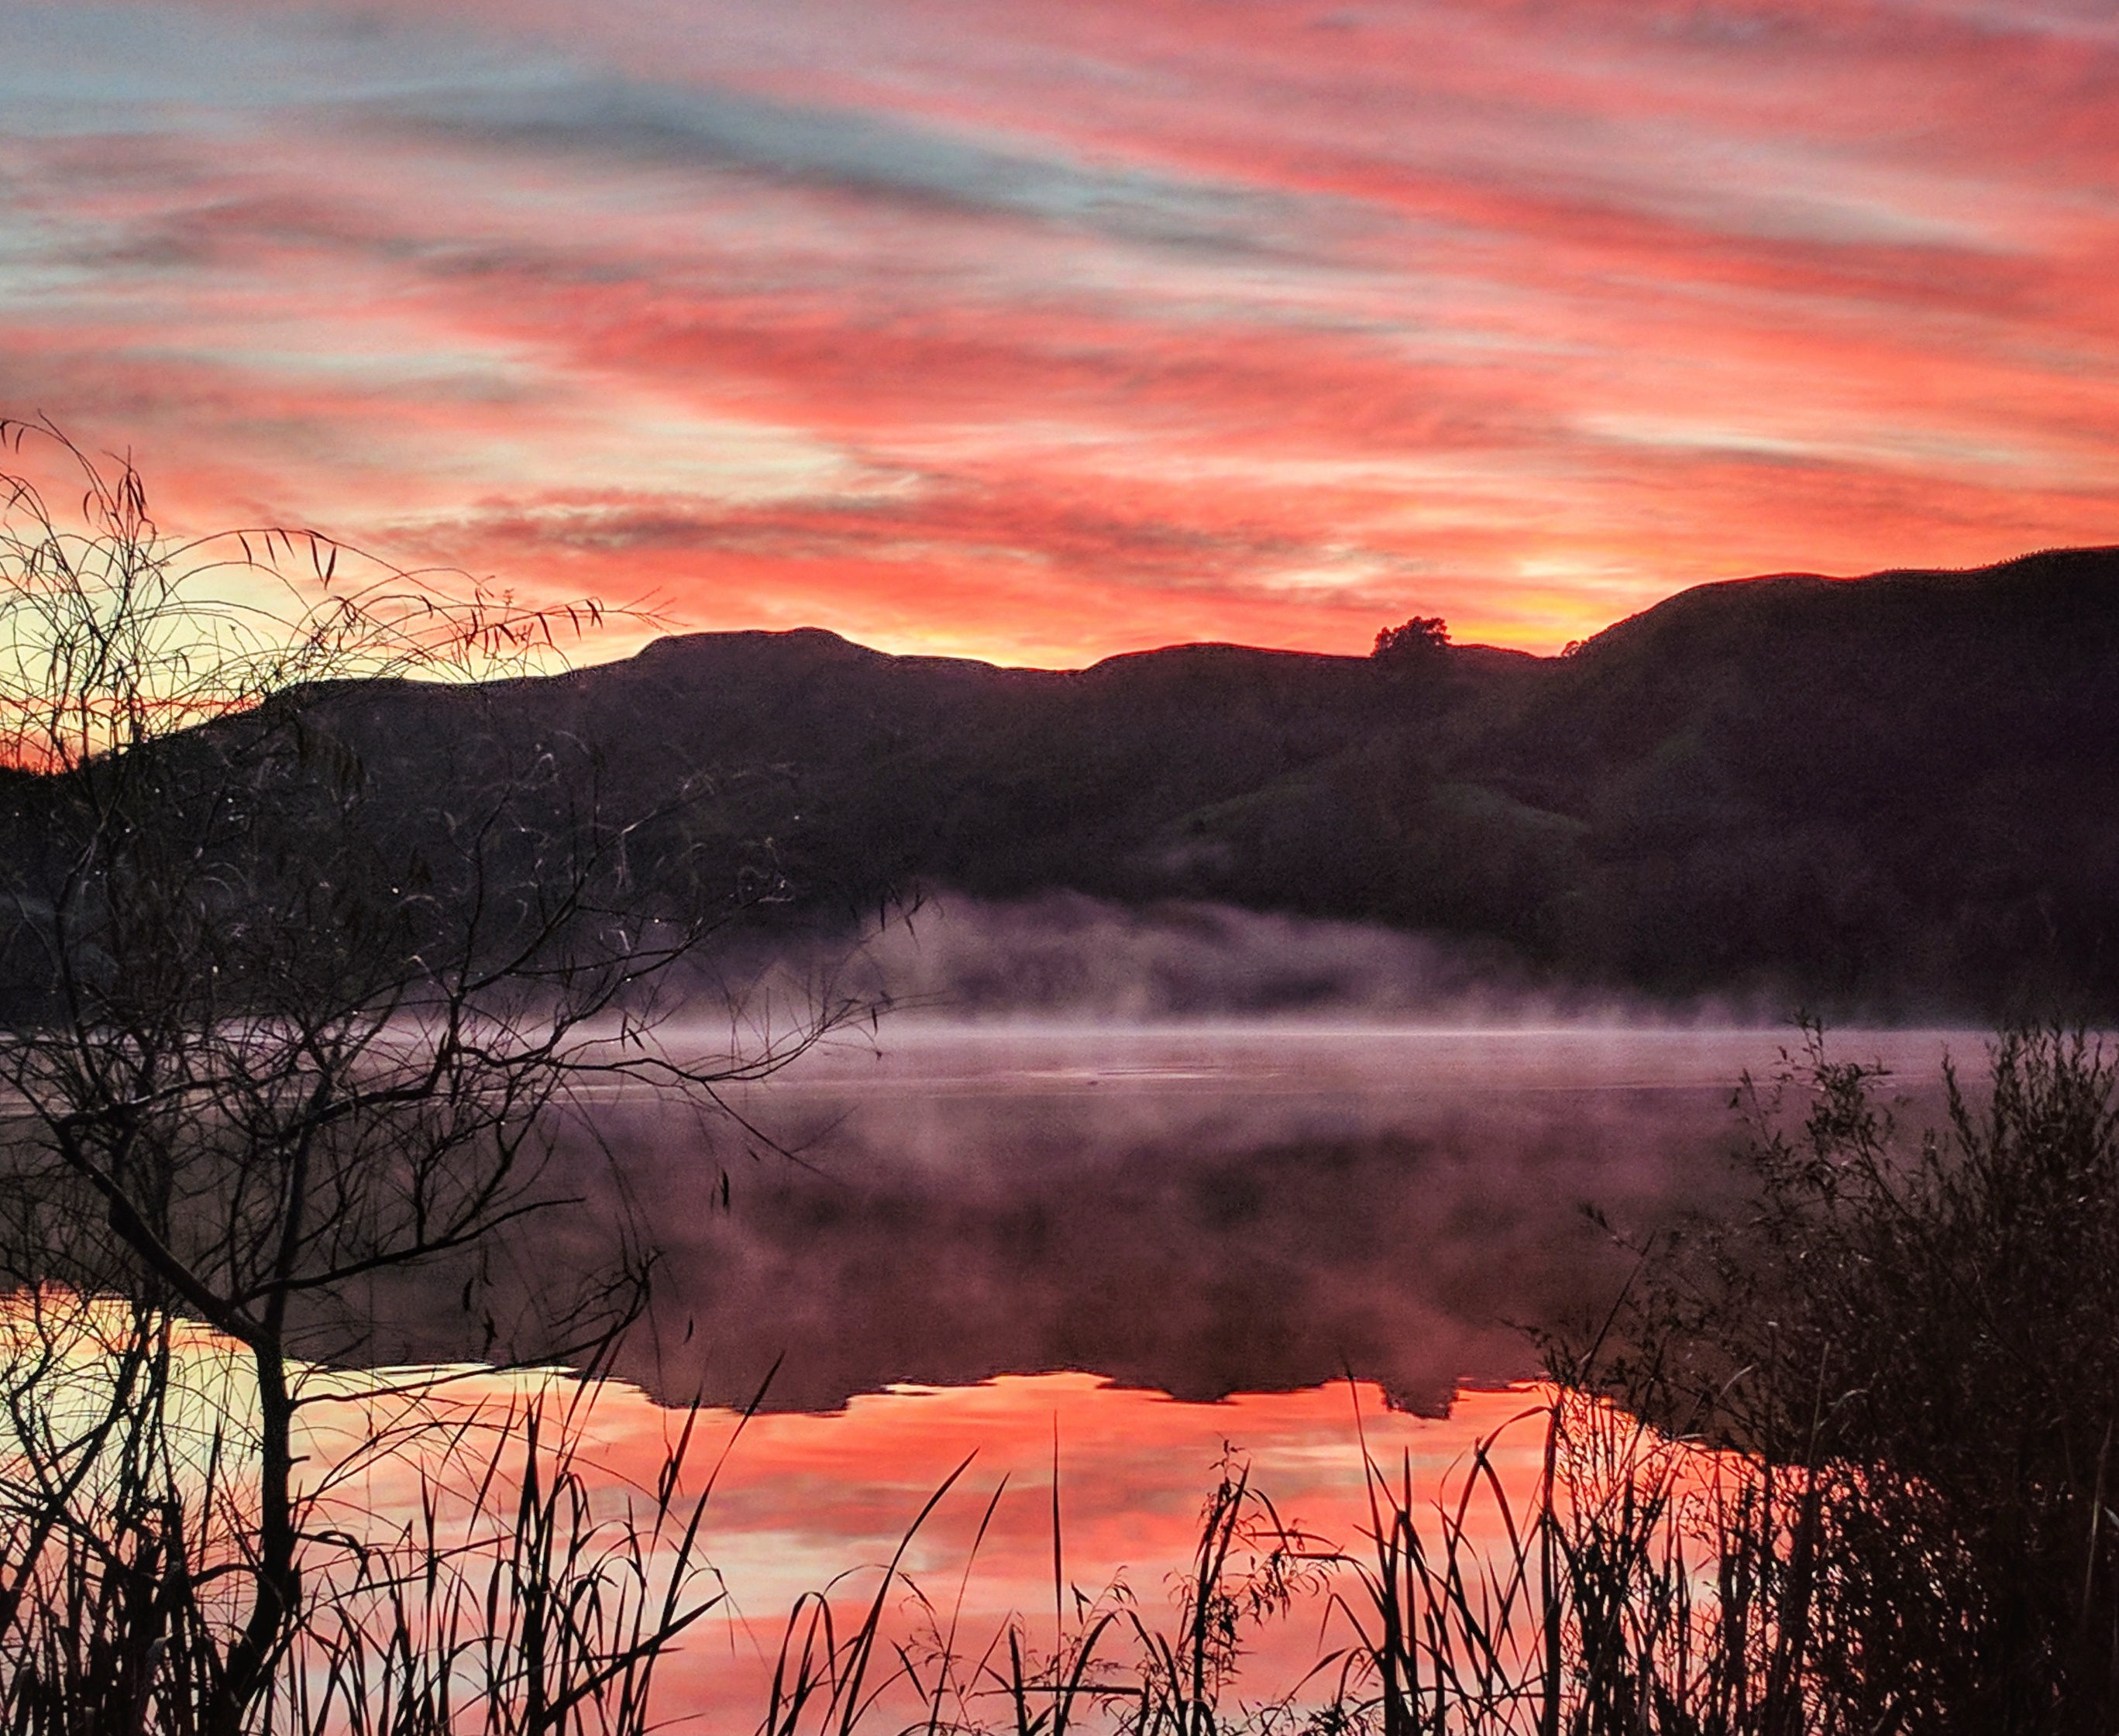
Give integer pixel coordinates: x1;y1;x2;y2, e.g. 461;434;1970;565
1371;617;1450;662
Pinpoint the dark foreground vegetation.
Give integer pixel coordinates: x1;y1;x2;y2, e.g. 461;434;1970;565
176;542;2119;1019
1579;1026;2119;1734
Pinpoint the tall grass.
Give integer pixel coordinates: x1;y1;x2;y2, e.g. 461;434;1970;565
1318;1387;1829;1736
0;1292;734;1735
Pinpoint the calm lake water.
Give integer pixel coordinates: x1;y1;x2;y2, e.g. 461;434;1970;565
328;1022;1977;1724
408;1021;1976;1412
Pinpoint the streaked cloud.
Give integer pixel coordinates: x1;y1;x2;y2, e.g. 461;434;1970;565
0;0;2114;662
387;76;1305;254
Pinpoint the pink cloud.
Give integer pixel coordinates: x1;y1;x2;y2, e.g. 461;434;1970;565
5;0;2117;661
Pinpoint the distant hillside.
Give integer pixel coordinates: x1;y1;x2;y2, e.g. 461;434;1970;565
271;547;2119;1017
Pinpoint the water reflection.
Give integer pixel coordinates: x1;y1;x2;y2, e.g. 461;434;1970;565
4;1026;1980;1730
572;1372;1566;1731
362;1024;1970;1415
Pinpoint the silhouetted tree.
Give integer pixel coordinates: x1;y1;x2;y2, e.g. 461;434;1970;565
0;421;847;1731
1371;617;1450;662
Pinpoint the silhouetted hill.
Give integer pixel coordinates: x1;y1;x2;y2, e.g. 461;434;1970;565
289;547;2119;1017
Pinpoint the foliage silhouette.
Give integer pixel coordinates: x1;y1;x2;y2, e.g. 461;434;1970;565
1584;1026;2119;1733
1371;619;1450;662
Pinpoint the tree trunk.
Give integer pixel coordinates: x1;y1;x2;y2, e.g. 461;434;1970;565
208;1339;299;1736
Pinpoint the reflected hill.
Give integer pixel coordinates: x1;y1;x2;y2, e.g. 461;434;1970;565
346;1026;1968;1415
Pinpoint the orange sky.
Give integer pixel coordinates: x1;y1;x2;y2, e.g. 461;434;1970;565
5;0;2119;663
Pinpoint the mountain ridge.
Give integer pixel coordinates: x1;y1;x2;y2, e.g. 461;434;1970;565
197;545;2119;1017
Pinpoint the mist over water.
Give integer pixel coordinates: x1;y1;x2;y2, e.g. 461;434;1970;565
793;892;1803;1026
356;955;1976;1415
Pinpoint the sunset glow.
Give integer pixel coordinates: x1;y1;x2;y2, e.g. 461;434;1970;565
5;1;2118;662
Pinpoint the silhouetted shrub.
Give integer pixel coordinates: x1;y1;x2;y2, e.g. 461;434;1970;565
1589;1027;2119;1734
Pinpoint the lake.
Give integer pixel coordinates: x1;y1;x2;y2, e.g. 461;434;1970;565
17;1019;1968;1727
303;1021;1976;1727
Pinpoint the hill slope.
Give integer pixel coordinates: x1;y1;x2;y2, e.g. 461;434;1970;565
298;546;2119;1017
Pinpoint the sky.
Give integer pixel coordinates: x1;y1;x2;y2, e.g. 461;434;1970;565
3;0;2118;665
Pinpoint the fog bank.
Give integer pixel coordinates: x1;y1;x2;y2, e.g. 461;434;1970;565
794;892;1804;1026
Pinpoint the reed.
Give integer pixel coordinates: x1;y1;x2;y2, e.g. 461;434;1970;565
1316;1385;1837;1736
0;1294;732;1735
